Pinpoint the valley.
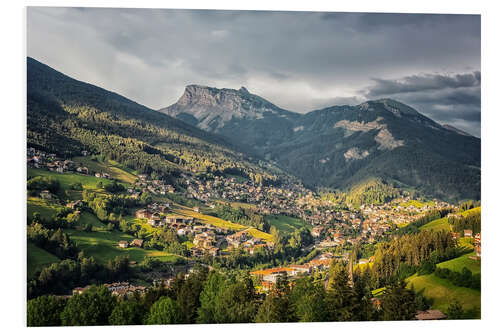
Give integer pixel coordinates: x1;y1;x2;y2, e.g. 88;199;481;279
26;57;481;324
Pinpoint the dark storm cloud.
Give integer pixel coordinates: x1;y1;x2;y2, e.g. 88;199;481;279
363;72;481;96
27;7;480;135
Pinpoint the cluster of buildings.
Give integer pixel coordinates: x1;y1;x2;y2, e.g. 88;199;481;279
250;252;342;291
72;282;146;297
27;147;112;179
27;147;75;173
131;174;175;197
360;198;454;228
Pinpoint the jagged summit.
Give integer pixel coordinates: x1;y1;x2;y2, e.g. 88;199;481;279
159;84;296;131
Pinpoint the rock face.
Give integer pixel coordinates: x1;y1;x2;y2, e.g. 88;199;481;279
160;85;296;132
159;85;481;202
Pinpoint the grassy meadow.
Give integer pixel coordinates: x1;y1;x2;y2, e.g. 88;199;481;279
72;157;137;184
265;214;310;233
406;273;480;316
27;241;60;279
437;252;481;274
420;206;481;232
64;228;182;264
173;206;274;242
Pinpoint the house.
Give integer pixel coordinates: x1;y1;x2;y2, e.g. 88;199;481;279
118;241;129;248
130;239;144;248
66;200;83;209
191;247;204;257
464;229;473;238
76;166;89;174
474;233;481;257
311;226;323;238
165;215;194;224
40;190;52;199
358;259;369;265
207;247;220;257
72;286;90;295
415;309;447;320
148;215;163;227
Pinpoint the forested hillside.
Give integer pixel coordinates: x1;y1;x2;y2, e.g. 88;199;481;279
27;57;284;185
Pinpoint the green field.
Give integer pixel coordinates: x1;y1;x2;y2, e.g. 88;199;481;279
64;228;181;264
73;157;137;184
406;273;480;316
28;168;120;191
27;242;60;278
420;216;452;232
265;214;310;233
27;197;63;220
399;200;436;208
437;252;481;274
76;211;107;229
173;206;274;242
420;207;481;233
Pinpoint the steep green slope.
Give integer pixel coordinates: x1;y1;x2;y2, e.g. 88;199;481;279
27;57;283;184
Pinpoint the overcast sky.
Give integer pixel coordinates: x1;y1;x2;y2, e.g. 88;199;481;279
27;7;481;137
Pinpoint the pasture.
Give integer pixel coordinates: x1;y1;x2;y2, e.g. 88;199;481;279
28;168;119;191
437;252;481;274
419;207;481;233
64;229;182;264
73;157;137;184
173;207;274;242
406;273;480;316
27;241;60;278
265;214;310;233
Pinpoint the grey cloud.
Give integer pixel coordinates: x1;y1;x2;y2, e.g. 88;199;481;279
363;72;481;97
27;7;480;136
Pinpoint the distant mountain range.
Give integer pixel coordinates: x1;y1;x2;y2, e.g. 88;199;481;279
161;85;481;202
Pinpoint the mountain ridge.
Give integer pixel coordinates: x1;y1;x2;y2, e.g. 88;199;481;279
26;57;287;185
160;84;481;202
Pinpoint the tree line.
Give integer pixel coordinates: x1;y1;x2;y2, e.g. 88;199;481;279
27;261;428;326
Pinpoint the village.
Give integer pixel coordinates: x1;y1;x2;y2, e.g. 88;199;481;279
27;147;458;262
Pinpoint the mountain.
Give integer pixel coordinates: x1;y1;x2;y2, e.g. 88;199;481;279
27;58;285;185
160;85;300;153
442;124;474;137
161;87;481;202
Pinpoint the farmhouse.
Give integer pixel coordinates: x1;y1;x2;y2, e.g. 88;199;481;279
136;209;152;219
66;200;83;209
165;215;194;224
40;190;52;199
118;240;128;248
464;229;473;238
415;309;447;320
130;239;144;248
474;232;481;257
